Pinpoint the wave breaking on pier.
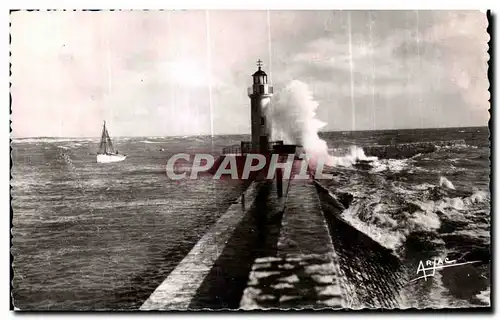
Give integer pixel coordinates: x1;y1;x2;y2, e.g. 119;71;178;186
269;81;330;159
268;80;378;169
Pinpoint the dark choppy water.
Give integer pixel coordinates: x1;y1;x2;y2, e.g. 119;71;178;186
11;135;248;310
319;126;491;308
11;127;490;310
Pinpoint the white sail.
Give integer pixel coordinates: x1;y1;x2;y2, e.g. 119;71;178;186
97;121;126;163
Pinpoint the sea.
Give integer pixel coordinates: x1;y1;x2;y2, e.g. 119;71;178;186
10;126;491;310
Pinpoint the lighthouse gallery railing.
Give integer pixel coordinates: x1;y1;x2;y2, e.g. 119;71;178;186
222;141;284;155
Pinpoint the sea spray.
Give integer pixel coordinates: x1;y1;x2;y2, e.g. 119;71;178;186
268;80;330;161
268;81;378;168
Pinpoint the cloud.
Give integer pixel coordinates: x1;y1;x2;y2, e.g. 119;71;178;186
10;10;489;137
269;10;489;131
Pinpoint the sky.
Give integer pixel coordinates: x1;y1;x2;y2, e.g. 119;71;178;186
10;10;489;138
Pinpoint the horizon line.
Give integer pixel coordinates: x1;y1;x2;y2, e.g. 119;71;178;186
10;125;488;140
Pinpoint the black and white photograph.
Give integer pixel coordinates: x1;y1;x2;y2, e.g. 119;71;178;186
9;9;491;311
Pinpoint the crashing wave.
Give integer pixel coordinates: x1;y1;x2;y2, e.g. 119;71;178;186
334;175;489;252
340;200;444;251
466;190;489;204
341;203;407;251
327;146;378;167
439;176;455;190
325;145;412;173
370;159;409;173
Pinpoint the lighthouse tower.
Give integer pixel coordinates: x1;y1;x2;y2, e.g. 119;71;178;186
207;60;295;181
248;59;274;153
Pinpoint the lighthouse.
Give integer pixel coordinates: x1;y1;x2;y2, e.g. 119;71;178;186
248;59;274;153
206;60;297;181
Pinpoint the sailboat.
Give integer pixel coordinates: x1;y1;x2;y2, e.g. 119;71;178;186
97;121;126;163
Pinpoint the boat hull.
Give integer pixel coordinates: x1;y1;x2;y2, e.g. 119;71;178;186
97;154;127;163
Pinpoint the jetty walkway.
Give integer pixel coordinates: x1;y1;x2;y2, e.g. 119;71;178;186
140;159;401;310
239;160;344;309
